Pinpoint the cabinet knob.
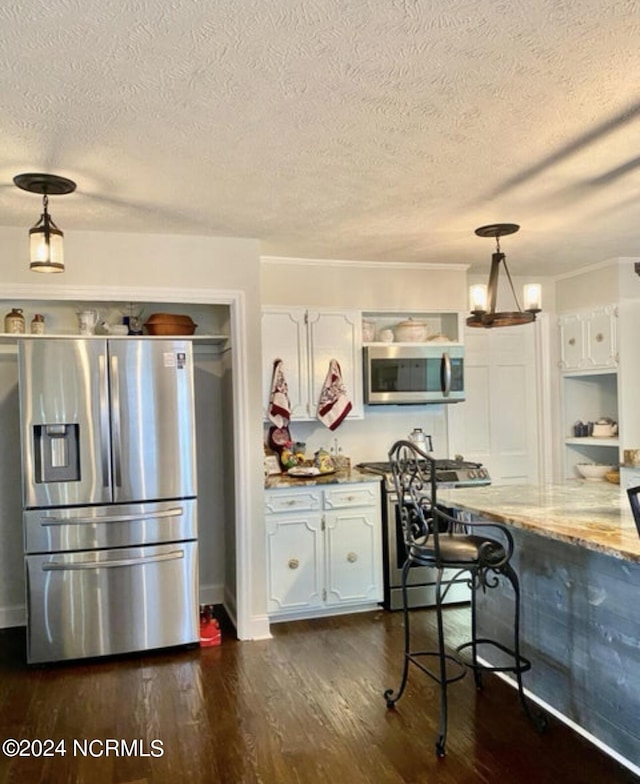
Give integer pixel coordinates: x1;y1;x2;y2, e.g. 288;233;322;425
595;332;604;343
288;558;299;570
346;551;358;563
568;338;576;346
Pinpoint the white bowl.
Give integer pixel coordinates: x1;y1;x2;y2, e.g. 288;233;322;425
591;424;616;438
575;463;615;481
394;318;429;342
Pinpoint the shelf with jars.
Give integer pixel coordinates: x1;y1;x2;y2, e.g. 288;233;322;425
1;301;229;348
361;311;463;346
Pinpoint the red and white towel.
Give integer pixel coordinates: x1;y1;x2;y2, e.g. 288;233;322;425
317;359;352;431
268;358;292;428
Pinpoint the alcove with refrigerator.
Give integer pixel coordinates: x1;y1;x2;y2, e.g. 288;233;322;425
18;337;199;664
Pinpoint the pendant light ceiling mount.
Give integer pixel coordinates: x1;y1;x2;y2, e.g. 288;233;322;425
13;172;77;273
13;172;77;196
467;222;541;329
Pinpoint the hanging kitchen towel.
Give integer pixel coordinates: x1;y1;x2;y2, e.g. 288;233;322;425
317;359;352;431
268;358;292;428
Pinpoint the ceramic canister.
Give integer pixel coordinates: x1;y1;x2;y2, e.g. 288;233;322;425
4;308;25;333
30;314;45;334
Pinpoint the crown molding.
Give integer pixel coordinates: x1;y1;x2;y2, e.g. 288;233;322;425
261;255;469;272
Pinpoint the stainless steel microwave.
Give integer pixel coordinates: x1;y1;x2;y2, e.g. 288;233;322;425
363;345;465;405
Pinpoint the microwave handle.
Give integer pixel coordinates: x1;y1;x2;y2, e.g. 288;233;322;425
441;352;451;397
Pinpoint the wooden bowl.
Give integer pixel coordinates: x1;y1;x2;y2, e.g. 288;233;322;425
144;313;197;336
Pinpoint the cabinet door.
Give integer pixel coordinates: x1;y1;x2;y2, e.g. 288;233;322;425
585;306;617;369
558;313;585;370
324;504;382;607
307;310;363;420
448;325;540;485
266;512;324;613
262;309;310;420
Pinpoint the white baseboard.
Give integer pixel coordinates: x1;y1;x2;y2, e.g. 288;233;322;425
0;604;25;629
198;582;225;606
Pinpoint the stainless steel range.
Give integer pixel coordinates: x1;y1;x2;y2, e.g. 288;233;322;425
357;457;491;610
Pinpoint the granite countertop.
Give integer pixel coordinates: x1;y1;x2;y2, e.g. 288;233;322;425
439;481;640;563
264;467;382;490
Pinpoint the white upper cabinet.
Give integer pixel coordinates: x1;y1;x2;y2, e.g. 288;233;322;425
261;309;310;420
558;305;618;372
262;308;363;422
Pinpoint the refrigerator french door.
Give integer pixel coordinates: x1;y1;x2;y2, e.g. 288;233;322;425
18;338;199;664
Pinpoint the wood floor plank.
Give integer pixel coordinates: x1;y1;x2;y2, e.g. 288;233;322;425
0;608;637;783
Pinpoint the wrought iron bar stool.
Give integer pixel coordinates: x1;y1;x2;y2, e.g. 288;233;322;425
626;485;640;535
383;440;546;757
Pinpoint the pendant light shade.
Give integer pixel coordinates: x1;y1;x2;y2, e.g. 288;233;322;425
466;223;541;328
13;173;76;273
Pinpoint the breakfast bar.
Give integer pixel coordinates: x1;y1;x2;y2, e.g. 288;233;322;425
440;481;640;773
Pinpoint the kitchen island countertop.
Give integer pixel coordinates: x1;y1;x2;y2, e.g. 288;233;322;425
265;467;382;490
440;480;640;563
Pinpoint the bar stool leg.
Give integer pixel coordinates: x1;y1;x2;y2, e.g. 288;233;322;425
503;563;548;732
470;572;483;690
384;558;413;708
434;567;448;758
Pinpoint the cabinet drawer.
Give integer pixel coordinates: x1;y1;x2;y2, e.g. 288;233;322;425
265;490;321;515
323;485;380;510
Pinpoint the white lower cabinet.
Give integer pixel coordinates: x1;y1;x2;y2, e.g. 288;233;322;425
265;482;382;620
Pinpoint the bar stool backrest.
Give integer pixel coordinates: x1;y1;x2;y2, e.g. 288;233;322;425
388;439;442;556
626;485;640;536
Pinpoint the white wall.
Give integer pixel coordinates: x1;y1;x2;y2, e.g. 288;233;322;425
261;257;468;310
281;405;451;467
0;227;268;640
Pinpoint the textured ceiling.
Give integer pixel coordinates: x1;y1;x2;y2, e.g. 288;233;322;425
1;0;639;275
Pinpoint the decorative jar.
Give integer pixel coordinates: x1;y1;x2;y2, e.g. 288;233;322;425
30;314;45;334
4;308;25;334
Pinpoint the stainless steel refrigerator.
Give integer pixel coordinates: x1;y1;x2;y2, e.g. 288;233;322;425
18;338;199;664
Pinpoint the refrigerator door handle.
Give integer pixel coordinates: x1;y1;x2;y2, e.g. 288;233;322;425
110;353;122;487
99;354;110;487
39;506;185;527
42;549;185;571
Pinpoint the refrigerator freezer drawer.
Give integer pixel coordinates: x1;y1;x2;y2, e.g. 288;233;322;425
24;499;197;554
26;541;199;664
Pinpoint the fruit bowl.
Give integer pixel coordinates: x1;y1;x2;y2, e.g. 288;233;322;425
575;463;615;481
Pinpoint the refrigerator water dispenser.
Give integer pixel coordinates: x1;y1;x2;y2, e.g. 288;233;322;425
34;424;80;483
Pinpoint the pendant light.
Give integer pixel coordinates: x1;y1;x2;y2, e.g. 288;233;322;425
466;223;541;328
13;173;77;273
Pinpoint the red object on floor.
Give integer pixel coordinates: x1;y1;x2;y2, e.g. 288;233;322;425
200;605;222;646
200;618;221;646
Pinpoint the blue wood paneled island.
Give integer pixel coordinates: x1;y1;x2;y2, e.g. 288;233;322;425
440;481;640;776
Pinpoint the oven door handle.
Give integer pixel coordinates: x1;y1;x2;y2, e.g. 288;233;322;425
42;549;185;571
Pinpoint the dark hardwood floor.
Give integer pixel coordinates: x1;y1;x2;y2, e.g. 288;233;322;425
0;606;637;784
